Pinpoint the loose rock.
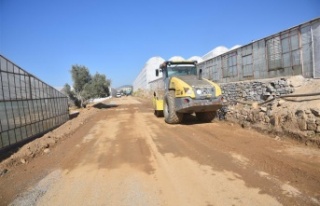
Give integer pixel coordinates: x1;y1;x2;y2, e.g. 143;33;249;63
277;99;285;106
260;107;267;112
310;108;320;117
44;148;50;154
0;168;8;176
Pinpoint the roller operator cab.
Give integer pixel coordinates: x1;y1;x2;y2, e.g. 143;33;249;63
153;60;223;124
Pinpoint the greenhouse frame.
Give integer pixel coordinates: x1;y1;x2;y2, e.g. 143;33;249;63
0;55;69;150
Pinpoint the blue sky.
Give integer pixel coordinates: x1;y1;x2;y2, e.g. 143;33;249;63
0;0;319;89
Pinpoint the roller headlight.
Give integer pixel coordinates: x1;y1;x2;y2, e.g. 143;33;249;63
196;89;202;95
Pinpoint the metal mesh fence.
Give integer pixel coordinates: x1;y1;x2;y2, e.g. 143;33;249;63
0;55;69;149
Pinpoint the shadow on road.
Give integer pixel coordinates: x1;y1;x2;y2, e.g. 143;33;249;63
180;114;223;125
69;112;80;119
93;102;118;109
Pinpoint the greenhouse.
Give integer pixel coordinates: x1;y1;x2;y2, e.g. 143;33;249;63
147;18;320;91
0;55;69;150
197;18;320;82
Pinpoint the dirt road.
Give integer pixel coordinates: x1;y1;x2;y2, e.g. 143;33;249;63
1;96;320;205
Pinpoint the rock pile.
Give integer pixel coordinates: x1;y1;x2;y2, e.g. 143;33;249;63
295;108;320;135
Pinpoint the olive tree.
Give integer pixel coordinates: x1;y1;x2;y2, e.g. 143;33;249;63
68;65;111;108
71;65;92;107
91;73;111;98
62;83;80;107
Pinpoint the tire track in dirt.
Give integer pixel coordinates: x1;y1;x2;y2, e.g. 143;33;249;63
149;112;320;205
28;100;162;205
116;103;282;205
5;96;320;205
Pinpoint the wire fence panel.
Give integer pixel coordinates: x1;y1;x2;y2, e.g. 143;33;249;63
0;55;69;150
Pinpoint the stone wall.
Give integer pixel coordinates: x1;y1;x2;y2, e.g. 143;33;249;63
220;78;295;103
221;77;320;146
225;104;320;136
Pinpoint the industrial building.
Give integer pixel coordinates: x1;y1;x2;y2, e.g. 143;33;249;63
0;55;69;150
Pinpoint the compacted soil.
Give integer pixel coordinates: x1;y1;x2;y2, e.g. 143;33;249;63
0;96;320;206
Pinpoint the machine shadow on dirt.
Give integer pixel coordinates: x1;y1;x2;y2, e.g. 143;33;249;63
93;103;118;109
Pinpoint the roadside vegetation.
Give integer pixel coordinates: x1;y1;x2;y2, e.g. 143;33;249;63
62;65;111;108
